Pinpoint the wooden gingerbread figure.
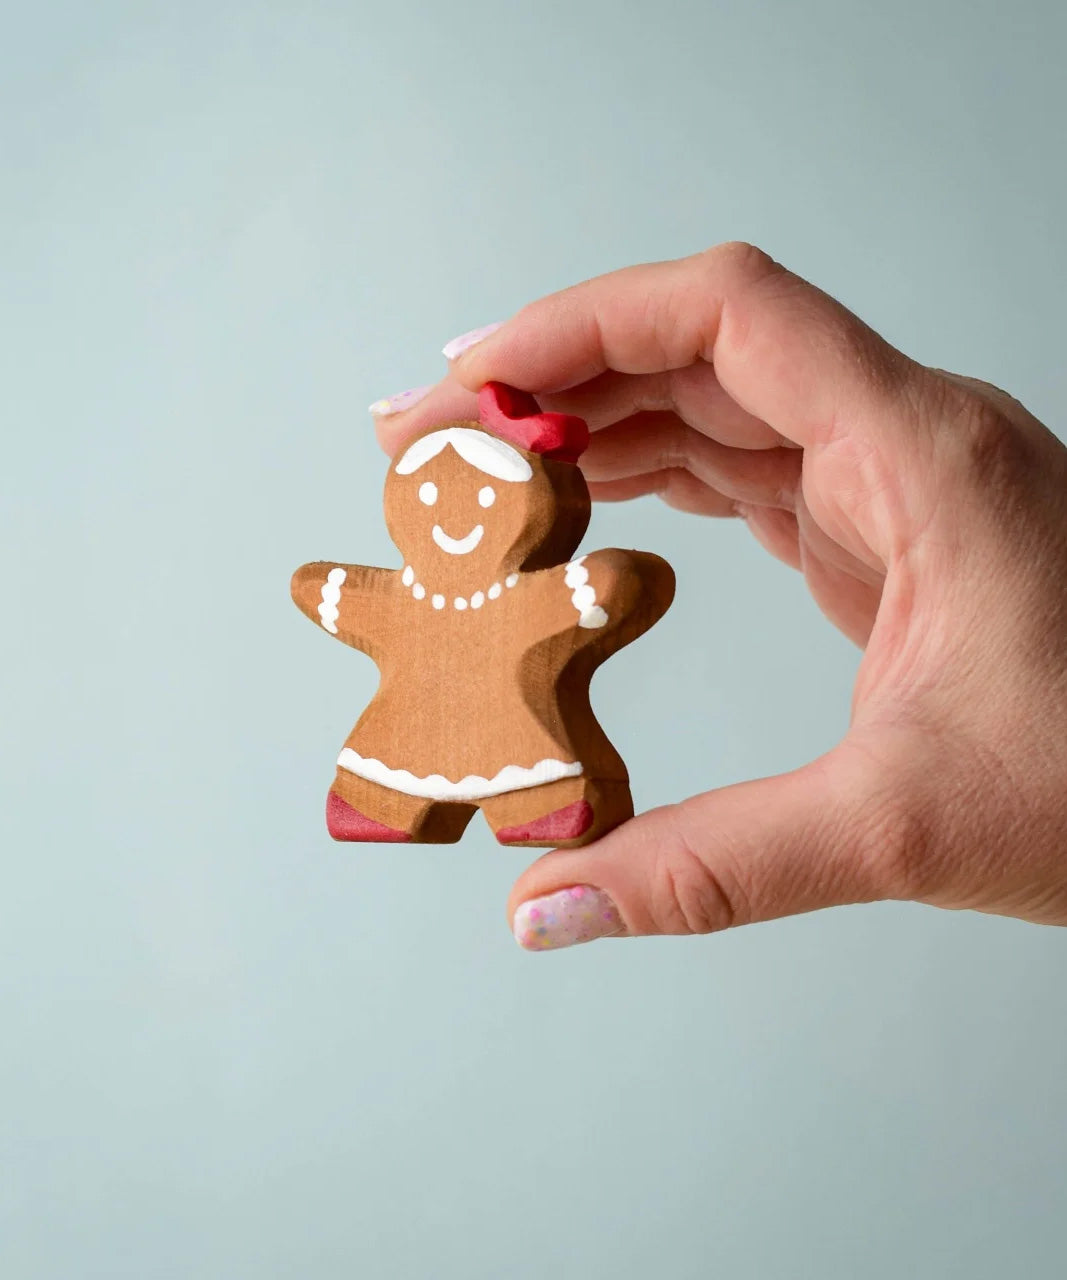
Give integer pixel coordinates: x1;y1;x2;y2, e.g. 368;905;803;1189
291;383;675;847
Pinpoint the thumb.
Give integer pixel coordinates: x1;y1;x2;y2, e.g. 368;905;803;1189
508;751;900;950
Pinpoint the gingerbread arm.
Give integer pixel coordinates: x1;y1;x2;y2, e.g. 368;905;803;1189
533;549;675;647
290;561;397;657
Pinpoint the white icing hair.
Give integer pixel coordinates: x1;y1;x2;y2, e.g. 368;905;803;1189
394;427;533;483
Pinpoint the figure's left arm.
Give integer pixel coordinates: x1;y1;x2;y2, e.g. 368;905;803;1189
538;549;675;649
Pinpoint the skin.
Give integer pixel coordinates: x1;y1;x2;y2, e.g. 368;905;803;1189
375;243;1067;939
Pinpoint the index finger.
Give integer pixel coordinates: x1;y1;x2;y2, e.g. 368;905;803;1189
372;373;480;458
450;243;925;449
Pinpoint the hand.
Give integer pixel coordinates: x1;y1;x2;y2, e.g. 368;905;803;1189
373;243;1067;948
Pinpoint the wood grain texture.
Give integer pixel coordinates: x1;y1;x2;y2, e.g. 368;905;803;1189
291;386;675;847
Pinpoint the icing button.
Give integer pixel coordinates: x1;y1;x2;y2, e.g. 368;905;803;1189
578;605;609;629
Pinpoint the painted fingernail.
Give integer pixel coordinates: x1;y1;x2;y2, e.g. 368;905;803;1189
442;322;503;361
513;886;624;951
368;385;433;418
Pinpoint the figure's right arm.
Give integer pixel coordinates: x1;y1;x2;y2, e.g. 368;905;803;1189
290;562;395;657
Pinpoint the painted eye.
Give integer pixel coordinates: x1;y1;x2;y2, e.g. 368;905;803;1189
418;481;438;506
478;485;496;508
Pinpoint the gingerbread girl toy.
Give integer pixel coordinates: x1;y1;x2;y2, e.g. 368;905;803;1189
291;383;675;847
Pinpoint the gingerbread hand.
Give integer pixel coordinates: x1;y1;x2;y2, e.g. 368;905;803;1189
291;383;675;848
290;562;397;660
530;548;675;648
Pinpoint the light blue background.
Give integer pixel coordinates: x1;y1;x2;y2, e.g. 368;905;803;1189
2;2;1065;1277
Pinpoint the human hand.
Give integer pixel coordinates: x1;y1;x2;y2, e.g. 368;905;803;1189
373;244;1067;948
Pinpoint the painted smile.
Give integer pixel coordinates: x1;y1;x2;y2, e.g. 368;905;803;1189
432;523;484;555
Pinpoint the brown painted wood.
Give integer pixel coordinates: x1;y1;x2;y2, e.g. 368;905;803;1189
291;386;674;847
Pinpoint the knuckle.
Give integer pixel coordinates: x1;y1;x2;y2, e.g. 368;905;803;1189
699;240;777;282
858;781;936;902
956;396;1036;497
655;418;695;472
844;740;948;903
648;805;751;934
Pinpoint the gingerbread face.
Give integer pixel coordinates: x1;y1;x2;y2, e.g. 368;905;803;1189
383;424;564;592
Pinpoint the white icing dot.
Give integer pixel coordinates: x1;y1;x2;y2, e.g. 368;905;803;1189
431;594;445;610
505;573;519;588
454;597;468;610
412;583;426;600
402;565;415;586
488;582;502;600
478;485;496;508
470;591;485;609
564;556;609;629
419;481;438;506
317;567;346;634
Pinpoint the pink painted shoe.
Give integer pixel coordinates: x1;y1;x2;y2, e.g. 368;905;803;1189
326;791;411;843
496;799;594;845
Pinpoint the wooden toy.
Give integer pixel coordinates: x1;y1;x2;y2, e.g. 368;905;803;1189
291;383;675;846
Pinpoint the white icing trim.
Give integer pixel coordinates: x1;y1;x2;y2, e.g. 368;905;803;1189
564;556;608;629
431;594;445;610
402;565;415;586
432;523;484;555
395;428;533;482
454;596;467;610
318;567;346;634
505;572;519;588
337;749;583;800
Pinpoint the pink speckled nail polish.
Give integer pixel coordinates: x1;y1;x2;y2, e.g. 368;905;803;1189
368;385;433;418
513;885;624;951
442;322;503;361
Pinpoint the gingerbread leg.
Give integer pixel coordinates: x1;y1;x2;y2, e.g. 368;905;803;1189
480;776;633;849
330;769;476;843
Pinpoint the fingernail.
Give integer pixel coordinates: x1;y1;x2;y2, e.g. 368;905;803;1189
442;322;503;361
513;885;624;951
368;385;433;418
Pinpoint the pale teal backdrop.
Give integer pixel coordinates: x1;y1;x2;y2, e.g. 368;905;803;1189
2;2;1065;1277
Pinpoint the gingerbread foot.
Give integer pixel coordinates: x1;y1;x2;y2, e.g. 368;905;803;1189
482;776;633;849
329;770;476;844
326;791;411;842
496;799;594;845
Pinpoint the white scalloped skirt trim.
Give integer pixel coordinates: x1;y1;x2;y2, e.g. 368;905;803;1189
336;749;583;801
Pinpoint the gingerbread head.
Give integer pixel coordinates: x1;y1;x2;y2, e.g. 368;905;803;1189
383;385;592;601
292;383;675;848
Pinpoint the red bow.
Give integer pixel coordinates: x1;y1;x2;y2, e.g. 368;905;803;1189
478;382;589;463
